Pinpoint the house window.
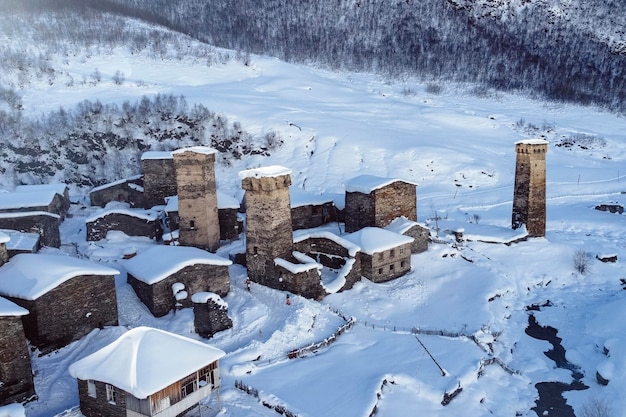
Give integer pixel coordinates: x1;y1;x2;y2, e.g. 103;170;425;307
189;220;195;230
401;261;406;268
199;362;218;388
400;247;405;255
180;374;198;398
106;384;117;404
390;264;395;272
253;246;258;255
378;268;383;275
87;380;97;398
390;249;395;258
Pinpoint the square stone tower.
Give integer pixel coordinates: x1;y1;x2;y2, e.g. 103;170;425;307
173;147;220;252
512;139;548;237
141;151;177;208
240;166;293;285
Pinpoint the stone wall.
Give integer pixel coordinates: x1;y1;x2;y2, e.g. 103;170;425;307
0;316;35;406
345;181;417;233
142;158;177;209
0;242;7;266
274;263;327;300
291;202;336;230
174;152;220;251
77;379;127;417
218;208;240;241
512;142;547;237
193;297;233;338
362;242;412;283
89;179;145;208
243;173;293;285
128;264;230;318
403;224;430;254
0;213;61;248
9;275;118;354
86;213;158;241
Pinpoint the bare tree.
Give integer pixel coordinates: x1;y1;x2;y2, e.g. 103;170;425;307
580;397;611;417
573;249;591;275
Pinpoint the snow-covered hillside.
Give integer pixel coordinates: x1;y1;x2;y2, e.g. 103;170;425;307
2;10;626;417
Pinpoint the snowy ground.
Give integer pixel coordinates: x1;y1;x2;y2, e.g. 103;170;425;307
4;33;626;417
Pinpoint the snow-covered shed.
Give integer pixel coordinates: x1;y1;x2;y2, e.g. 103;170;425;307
0;254;120;354
0;297;34;406
384;216;430;254
15;183;70;219
290;188;339;230
88;175;145;208
69;326;225;417
124;246;232;317
343;227;413;282
141;151;177;209
0;188;67;219
0;199;61;248
0;229;40;258
344;174;417;233
85;203;160;242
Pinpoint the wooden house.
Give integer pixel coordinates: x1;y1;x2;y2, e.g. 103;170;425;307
344;174;417;233
0;297;34;406
69;326;225;417
89;175;145;208
344;227;413;282
124;246;232;318
85;204;160;241
0;254;119;354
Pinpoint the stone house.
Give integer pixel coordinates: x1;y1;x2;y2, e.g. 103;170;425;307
0;230;40;258
0;297;35;406
384;217;430;254
125;246;232;318
273;254;327;300
290;188;340;231
89;176;145;208
343;227;413;282
69;327;225;417
0;189;66;219
141;151;177;209
85;205;159;241
0;254;119;354
15;183;71;219
344;174;417;233
0;212;60;248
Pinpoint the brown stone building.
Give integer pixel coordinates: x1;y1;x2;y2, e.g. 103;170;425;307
141;151;178;209
344;227;413;282
0;254;119;354
0;212;60;248
173;147;220;252
125;245;231;318
15;183;70;219
240;166;295;289
344;175;417;233
0;297;35;406
89;176;145;208
69;327;225;417
85;206;159;241
384;217;430;254
512;139;548;237
1;229;41;258
290;188;339;231
191;292;233;338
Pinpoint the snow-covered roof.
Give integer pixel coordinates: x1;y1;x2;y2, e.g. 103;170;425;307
0;211;60;220
0;190;58;210
239;165;292;180
343;227;414;255
1;229;39;251
274;257;322;274
290;188;335;208
15;183;68;195
0;254;120;300
515;139;549;145
90;175;143;193
0;231;8;244
0;403;25;417
68;326;225;399
141;151;173;160
86;208;158;223
344;174;417;194
0;296;28;317
124;246;232;285
293;228;361;257
164;191;240;212
191;291;228;308
172;146;217;156
385;216;421;235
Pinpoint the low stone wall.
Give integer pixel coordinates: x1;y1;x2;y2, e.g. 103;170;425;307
86;213;157;241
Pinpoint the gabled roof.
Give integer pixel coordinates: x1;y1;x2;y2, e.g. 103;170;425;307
0;254;120;300
68;326;225;399
0;296;28;317
0;190;58;211
344;174;417;194
124;246;232;285
343;227;414;255
15;183;68;195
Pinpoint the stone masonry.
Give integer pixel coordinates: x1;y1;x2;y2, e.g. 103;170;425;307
142;153;177;208
0;315;35;406
512;140;548;237
173;148;220;252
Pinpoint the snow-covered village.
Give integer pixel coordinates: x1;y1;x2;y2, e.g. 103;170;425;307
2;2;626;417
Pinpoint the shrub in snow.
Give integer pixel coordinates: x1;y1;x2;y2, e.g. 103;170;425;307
573;249;591;275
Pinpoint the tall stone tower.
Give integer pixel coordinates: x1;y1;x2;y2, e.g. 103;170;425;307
173;147;220;252
240;166;293;285
512;139;548;237
141;151;177;209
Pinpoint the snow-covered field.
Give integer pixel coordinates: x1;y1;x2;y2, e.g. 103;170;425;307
4;33;626;417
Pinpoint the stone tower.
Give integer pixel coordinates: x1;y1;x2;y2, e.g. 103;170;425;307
240;166;293;285
512;139;548;237
141;151;177;208
173;147;220;251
